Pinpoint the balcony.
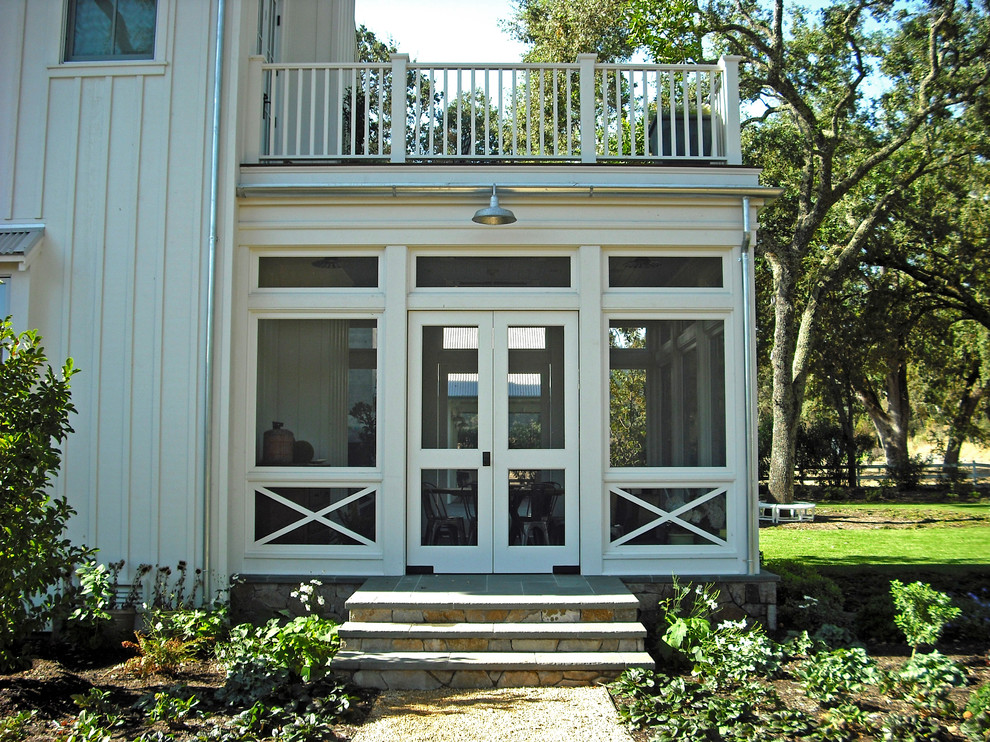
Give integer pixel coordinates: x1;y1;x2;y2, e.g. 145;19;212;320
244;54;742;166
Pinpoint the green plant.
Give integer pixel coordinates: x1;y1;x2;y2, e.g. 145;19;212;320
0;711;36;742
693;619;781;686
657;579;718;667
898;650;966;692
134;685;202;726
796;647;881;706
770;560;847;632
216;581;340;706
0;321;87;671
962;681;990;741
122;631;202;676
890;580;961;656
881;712;946;741
60;709;118;742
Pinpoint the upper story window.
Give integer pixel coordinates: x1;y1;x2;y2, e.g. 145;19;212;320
64;0;158;62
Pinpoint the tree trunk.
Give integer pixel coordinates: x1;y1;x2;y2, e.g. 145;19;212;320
854;355;912;485
767;257;800;504
943;364;985;472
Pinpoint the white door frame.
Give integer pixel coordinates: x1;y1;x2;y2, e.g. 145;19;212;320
406;310;580;573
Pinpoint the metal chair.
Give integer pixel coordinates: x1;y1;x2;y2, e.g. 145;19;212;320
517;481;563;546
422;483;467;545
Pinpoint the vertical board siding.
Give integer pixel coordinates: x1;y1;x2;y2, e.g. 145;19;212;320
5;1;217;571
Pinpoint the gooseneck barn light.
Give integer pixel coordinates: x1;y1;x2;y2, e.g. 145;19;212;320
472;185;517;225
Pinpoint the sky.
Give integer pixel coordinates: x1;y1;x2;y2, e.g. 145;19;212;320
354;0;529;63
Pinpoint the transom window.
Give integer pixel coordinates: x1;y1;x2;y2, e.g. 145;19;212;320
416;256;571;288
64;0;158;62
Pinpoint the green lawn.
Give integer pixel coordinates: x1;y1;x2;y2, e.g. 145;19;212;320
759;525;990;565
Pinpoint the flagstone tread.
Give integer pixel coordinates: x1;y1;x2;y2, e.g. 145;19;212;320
339;621;647;639
333;650;655;672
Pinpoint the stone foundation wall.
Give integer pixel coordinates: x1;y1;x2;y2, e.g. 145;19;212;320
230;573;778;630
622;573;779;631
230;577;364;625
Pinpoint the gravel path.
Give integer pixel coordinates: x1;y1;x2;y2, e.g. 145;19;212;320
350;686;634;742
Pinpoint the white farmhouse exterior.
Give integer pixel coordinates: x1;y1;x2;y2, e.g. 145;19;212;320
2;0;778;592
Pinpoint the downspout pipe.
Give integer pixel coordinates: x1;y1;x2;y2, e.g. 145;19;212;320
204;0;226;591
740;197;760;574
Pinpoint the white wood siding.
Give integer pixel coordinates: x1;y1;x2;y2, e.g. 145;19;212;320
0;1;218;572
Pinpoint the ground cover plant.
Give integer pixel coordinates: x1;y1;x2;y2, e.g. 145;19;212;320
611;577;990;741
0;581;371;741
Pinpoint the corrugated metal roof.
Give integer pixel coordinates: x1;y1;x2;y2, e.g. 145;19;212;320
0;225;44;259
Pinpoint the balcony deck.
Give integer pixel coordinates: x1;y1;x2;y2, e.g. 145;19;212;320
243;54;742;167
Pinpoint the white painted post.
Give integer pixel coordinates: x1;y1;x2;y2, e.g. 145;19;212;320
718;55;743;165
390;54;410;163
244;55;266;164
578;54;598;163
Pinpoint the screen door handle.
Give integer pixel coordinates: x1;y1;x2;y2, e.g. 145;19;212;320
482;452;491;467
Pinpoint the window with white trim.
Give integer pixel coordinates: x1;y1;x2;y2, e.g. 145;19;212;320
64;0;158;62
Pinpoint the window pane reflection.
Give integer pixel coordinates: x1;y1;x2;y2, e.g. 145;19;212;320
422;326;479;449
507;326;564;450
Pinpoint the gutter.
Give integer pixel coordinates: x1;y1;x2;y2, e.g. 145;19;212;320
235;182;785;199
203;0;225;590
740;197;761;575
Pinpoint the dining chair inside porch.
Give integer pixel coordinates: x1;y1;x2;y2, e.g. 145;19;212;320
516;481;563;546
422;483;468;545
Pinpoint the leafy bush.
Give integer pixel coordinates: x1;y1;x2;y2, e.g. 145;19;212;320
771;561;848;633
657;579;718;668
796;647;881;706
216;581;340;706
122;631;202;677
890;580;961;655
0;711;36;742
134;685;202;726
0;322;87;671
692;619;782;685
963;682;990;741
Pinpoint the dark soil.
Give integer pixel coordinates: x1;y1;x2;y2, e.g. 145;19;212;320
0;647;375;741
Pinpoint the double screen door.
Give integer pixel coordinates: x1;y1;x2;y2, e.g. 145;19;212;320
407;311;579;573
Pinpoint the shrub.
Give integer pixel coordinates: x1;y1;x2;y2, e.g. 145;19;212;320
890;580;961;656
796;647;881;706
0;322;87;671
771;561;848;633
962;682;990;741
216;581;340;706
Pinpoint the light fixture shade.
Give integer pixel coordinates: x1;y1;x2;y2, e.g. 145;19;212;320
472;185;516;225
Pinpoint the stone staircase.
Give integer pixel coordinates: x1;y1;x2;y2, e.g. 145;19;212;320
332;574;655;690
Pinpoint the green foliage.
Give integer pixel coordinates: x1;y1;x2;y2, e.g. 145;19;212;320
134;685;202;726
0;711;35;742
963;682;990;741
796;647;881;706
123;631;202;677
0;321;86;671
216;582;340;706
890;580;961;655
657;579;718;667
881;712;946;742
770;560;847;632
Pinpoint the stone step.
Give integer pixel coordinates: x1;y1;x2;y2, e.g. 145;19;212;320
346;603;639;624
338;621;647;653
332;650;656;690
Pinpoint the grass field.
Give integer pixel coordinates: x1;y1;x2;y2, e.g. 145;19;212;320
758;501;990;565
759;526;990;565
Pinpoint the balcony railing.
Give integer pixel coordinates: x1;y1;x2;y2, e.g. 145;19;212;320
244;54;742;165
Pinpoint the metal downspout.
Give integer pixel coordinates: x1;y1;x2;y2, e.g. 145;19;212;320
740;197;760;574
204;0;225;589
